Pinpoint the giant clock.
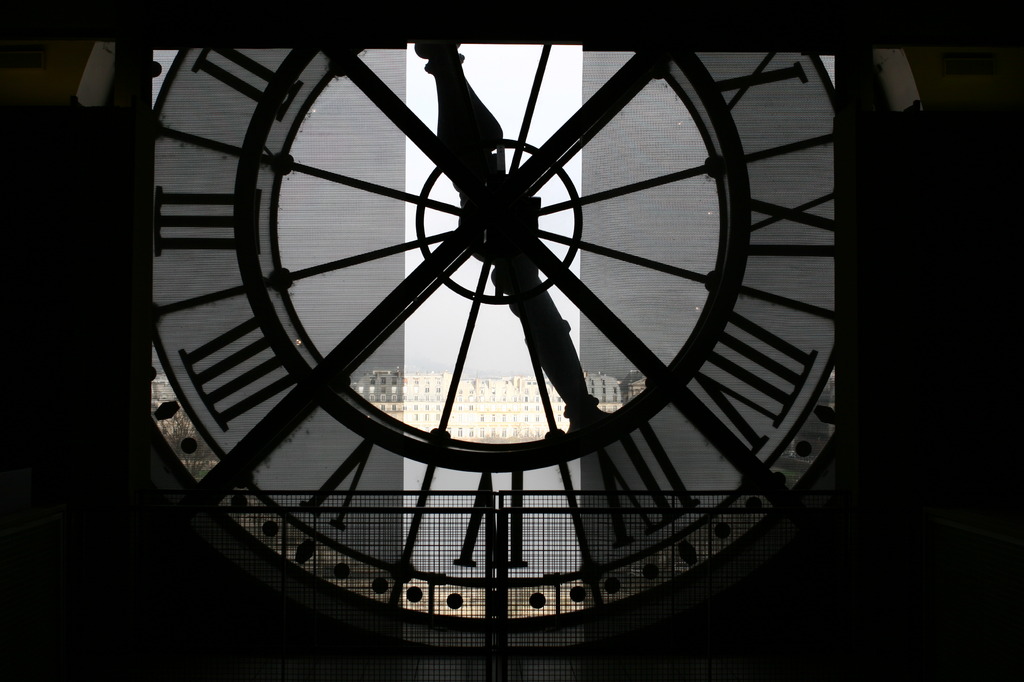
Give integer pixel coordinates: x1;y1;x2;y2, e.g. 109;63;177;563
150;44;837;639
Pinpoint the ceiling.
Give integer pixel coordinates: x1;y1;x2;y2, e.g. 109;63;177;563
2;42;1022;110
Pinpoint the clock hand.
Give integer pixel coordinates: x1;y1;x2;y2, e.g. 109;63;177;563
329;46;662;224
507;229;810;511
414;43;502;181
323;46;491;213
418;44;604;431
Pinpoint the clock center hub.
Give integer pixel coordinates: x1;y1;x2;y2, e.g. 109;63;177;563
471;196;540;261
415;139;583;306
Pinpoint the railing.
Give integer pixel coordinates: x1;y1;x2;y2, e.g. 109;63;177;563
132;490;851;681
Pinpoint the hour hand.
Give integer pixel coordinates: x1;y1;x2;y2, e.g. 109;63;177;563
415;43;504;182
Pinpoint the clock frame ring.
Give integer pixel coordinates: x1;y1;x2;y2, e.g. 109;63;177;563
225;47;752;475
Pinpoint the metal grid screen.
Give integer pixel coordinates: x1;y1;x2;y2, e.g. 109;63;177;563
133;491;850;681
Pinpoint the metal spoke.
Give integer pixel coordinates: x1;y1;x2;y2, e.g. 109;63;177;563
508;44;551;174
158;125;243;157
155;285;247;317
186;225;478;499
509;216;818;527
738;286;835;320
537;230;709;286
438;259;492;433
289;232;454;282
513;234;665;379
305;224;475;378
390;463;436;605
666;387;810;516
507;265;560;434
749;193;834;232
159;125;461;216
538;163;709;216
744;133;832;164
501;50;666;205
341;247;476;380
504;231;792;489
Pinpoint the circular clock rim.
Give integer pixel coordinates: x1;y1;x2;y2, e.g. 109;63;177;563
412;137;585;306
229;46;753;473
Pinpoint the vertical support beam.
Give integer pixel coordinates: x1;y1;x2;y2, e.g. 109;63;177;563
488;493;508;682
128;42;155;499
832;41;865;678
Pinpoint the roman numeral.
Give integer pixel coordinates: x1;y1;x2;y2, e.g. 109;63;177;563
192;48;303;121
716;53;808;110
453;473;493;568
179;317;296;431
301;439;373;531
452;472;530;569
154;188;260;255
596;425;695;548
748;193;835;258
693;312;818;453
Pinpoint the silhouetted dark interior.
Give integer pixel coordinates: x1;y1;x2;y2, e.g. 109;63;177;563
2;11;1022;682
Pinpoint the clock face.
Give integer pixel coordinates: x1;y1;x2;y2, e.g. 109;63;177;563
150;45;836;636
